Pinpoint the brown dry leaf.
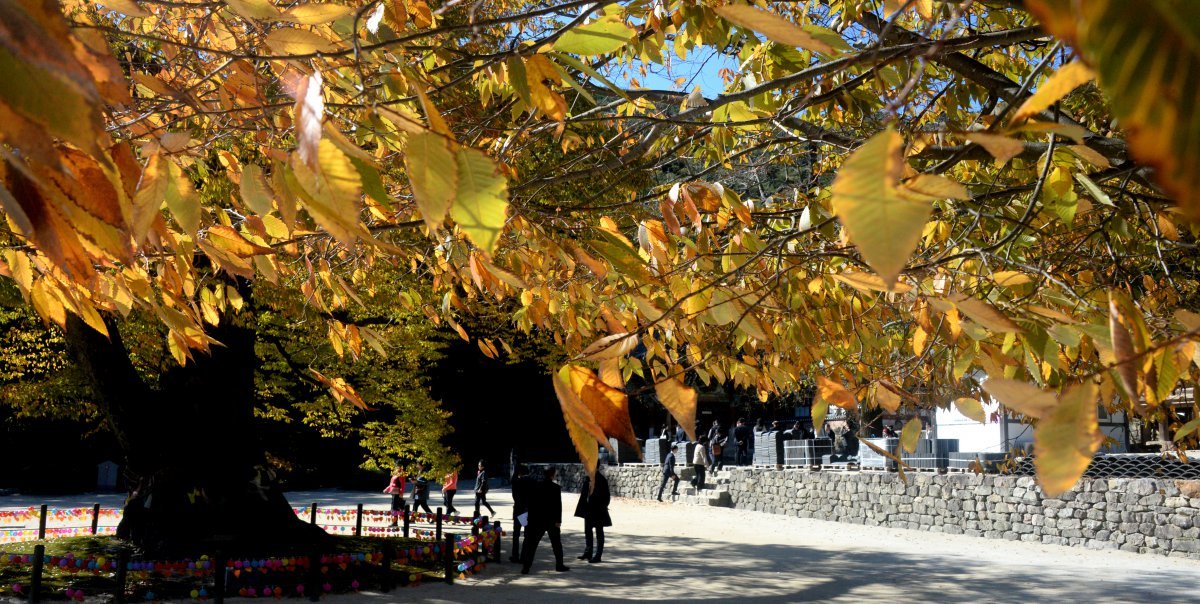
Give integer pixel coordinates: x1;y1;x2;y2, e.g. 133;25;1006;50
1034;381;1102;497
655;375;697;441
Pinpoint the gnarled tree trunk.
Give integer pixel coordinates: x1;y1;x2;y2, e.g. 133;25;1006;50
65;303;328;556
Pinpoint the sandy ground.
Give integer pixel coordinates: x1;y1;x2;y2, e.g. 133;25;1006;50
5;488;1200;603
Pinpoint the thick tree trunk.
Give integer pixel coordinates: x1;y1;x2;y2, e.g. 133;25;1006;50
65;306;328;556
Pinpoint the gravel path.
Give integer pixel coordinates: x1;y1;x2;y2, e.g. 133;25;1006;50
5;488;1199;602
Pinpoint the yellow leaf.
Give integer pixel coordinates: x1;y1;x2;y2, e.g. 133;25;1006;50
713;4;837;55
598;357;623;389
206;224;272;257
954;397;987;423
831;127;932;288
566;365;640;453
1109;293;1138;400
902;174;970;200
264;28;337;55
873;382;901;413
946;293;1022;333
524;54;567;121
579;332;638;361
450;146;509;255
98;0;150;17
290;140;365;247
552;17;633;55
282;3;354;24
553;366;608;480
240;164;274;216
1034;381;1102;496
816;375;857;410
224;0;280;20
310;369;374;411
165;160;200;234
1026;1;1200;220
292;70;324;170
132;152;168;242
982;377;1057;419
406;131;457;231
832;272;913;294
992;271;1031;287
654;375;697;441
964;132;1025;166
811;397;828;439
1012;60;1096;123
900;417;922;453
912;325;928;356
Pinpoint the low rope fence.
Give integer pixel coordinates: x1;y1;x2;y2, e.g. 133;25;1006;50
0;503;506;602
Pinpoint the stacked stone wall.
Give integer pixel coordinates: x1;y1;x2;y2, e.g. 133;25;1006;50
531;463;1200;559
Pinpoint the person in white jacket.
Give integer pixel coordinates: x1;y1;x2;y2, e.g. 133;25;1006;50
691;436;710;490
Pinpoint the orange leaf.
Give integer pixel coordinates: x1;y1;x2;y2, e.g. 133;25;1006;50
654;375;697;441
816;375;857;410
566;365;640;453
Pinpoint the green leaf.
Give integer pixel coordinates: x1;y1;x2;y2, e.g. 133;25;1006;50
1174;415;1200;442
831;127;931;288
1034;381;1102;497
450;146;509;255
1027;0;1200;220
552;17;634;56
406;132;457;231
713;4;838;55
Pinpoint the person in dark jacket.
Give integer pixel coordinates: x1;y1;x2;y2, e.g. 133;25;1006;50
520;467;569;574
734;418;753;466
656;444;680;501
509;464;536;562
574;469;611;563
474;459;496;516
410;464;433;514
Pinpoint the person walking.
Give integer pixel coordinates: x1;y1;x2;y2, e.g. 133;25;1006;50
382;463;406;527
520;467;569;574
584;469;611;563
411;465;433;514
657;444;680;501
442;468;459;515
509;464;535;563
474;459;496;516
691;435;710;490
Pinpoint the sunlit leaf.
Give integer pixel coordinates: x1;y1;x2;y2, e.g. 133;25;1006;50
954;397;987;423
831;127;931;288
900;416;922;453
1011;60;1096;122
264;28;337;55
654;375;697;441
566;365;640;453
579;332;638;361
406;131;457;231
816;375;857;410
713;4;837;55
1034;381;1102;496
946;293;1022;333
552;17;633;55
982;377;1057;419
450;146;509;255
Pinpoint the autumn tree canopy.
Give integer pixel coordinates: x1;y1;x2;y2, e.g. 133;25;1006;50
2;0;1199;499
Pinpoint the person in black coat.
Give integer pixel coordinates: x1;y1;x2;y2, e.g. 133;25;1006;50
509;464;536;563
520;467;569;574
474;459;496;516
657;444;680;501
574;470;611;563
